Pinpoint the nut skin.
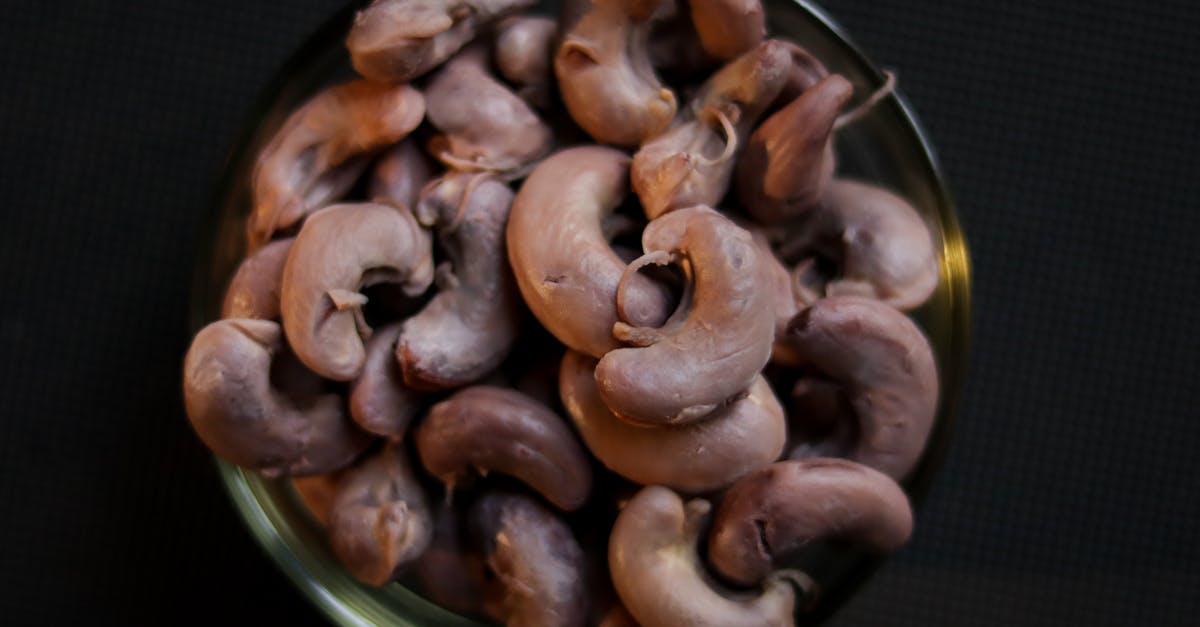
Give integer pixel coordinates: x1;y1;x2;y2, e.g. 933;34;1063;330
595;206;775;425
397;173;521;389
736;73;853;225
508;146;673;358
346;0;536;84
280;202;434;382
608;486;798;627
560;350;785;494
348;322;423;439
368;138;438;211
632;40;791;219
495;16;558;108
555;0;678;147
247;80;425;249
182;319;371;477
782;296;939;479
221;237;294;320
707;458;914;587
470;491;588;627
783;179;940;311
772;39;830;107
687;0;765;60
423;47;554;177
414;386;593;511
329;443;433;586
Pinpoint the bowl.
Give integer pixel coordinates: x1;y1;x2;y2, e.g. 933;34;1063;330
188;1;971;624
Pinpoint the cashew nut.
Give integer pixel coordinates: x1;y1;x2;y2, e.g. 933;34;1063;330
782;296;939;479
781;179;939;310
495;16;558;109
560;350;785;493
247;80;425;249
596;206;775;425
772;39;830;107
414;386;593;510
469;491;588;627
555;0;678;147
349;321;423;439
508;146;674;358
632;39;791;218
221;237;293;320
368;138;437;211
736;73;852;224
291;472;343;526
415;501;487;616
182;319;370;477
346;0;536;83
280;202;434;381
707;458;913;587
424;47;554;177
609;486;800;627
397;173;521;389
329;443;433;586
687;0;765;60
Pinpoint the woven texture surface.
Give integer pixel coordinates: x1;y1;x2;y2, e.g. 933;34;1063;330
2;0;1198;625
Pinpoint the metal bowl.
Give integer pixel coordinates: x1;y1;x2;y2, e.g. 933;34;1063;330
189;1;970;624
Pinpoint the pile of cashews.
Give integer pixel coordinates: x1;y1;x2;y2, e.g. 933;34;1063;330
182;0;944;625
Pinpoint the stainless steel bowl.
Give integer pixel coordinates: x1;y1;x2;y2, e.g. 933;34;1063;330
189;2;971;624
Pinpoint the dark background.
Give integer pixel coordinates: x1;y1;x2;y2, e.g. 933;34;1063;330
2;0;1197;625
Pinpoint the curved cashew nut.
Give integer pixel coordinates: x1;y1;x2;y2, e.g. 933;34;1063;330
707;458;913;587
368;138;437;212
782;296;939;479
329;443;433;586
397;173;522;389
555;0;678;147
349;321;423;439
414;386;593;510
632;39;791;218
280;202;434;381
783;179;940;310
414;501;487;616
221;237;293;320
560;350;785;493
182;319;370;477
508;146;674;358
424;47;554;177
469;491;588;627
346;0;536;83
736;73;852;224
595;206;775;425
687;0;765;60
609;486;800;627
247;80;425;249
495;16;558;108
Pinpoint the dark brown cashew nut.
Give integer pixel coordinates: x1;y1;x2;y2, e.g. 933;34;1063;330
182;319;371;477
414;386;593;511
555;0;678;147
415;501;487;617
609;486;803;627
736;73;852;225
508;146;674;358
595;206;775;425
346;0;536;83
560;350;785;494
687;0;765;60
221;237;294;320
469;491;588;627
247;80;425;249
494;16;558;109
632;39;791;219
349;321;423;439
280;202;434;381
423;47;554;177
782;296;939;480
368;138;438;212
328;443;433;586
397;173;522;389
707;458;914;587
780;179;940;311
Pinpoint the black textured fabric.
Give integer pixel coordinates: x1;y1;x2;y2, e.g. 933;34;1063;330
1;1;1197;625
